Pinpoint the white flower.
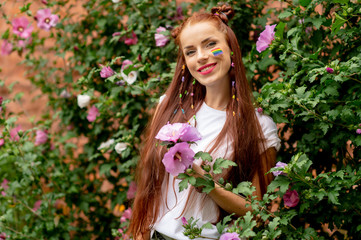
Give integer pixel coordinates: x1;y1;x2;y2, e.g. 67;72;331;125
77;94;91;108
121;70;137;85
112;0;120;2
98;139;115;150
115;142;127;154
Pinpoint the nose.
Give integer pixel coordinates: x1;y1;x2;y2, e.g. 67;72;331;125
196;48;209;63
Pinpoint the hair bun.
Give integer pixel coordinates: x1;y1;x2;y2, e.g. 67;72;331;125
211;3;235;24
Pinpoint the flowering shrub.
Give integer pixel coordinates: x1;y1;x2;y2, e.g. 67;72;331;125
0;0;360;239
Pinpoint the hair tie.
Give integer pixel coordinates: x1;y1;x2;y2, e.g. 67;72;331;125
214;11;228;21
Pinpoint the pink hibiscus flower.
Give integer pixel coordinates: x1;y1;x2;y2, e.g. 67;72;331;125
162;142;195;176
283;189;300;208
120;208;132;223
155;122;201;143
100;66;115;78
126;181;137;199
272;162;288;176
220;232;241;240
33;200;42;211
35;9;59;31
1;40;13;55
256;24;276;53
124;31;138;45
0;139;4;147
35;130;48;145
10;125;22;141
155;26;169;47
87;105;100;122
12;16;34;39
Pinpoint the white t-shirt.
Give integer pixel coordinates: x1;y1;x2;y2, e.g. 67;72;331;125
153;100;281;239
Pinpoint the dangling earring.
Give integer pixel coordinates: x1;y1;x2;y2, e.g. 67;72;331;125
232;80;236;116
178;64;186;116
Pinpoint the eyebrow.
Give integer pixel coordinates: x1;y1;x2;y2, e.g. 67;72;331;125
183;37;213;50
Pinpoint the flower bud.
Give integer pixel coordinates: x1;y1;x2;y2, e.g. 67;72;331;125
202;165;211;172
186;168;193;174
225;183;233;191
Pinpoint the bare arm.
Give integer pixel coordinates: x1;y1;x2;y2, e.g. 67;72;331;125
194;147;277;216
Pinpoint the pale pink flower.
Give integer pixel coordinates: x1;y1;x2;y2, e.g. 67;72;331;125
256;24;276;53
162;142;195;176
257;107;263;114
17;37;32;48
12;17;33;39
33;200;42;211
1;179;8;196
0;232;7;239
155;26;169;47
272;162;288;176
120;208;132;222
283;189;299;207
100;66;115;78
35;130;48;145
77;94;91;108
87;106;100;122
112;32;121;37
356;129;361;134
124;32;138;45
0;139;4;147
121;60;133;70
35;9;59;31
126;181;137;199
10;125;22;141
155;122;201;143
220;232;241;240
1;40;13;55
121;60;137;84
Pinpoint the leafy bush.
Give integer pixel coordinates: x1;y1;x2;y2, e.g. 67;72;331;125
0;0;360;239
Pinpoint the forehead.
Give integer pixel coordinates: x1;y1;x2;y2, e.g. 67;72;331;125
179;21;227;48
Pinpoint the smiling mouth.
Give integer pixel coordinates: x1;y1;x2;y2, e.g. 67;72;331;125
197;63;217;74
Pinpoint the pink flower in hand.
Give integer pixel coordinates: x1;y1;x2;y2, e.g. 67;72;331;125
10;125;22;141
35;130;48;145
87;106;100;122
124;31;138;45
12;17;34;39
155;123;201;143
1;40;13;55
120;208;132;222
155;26;169;47
256;24;276;53
35;9;59;31
162;142;195;176
33;200;42;211
126;181;137;199
283;189;299;207
100;66;115;78
220;232;241;240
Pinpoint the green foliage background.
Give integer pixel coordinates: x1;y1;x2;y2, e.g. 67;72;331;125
0;0;360;239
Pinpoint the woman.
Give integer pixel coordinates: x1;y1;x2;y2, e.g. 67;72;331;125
129;4;280;240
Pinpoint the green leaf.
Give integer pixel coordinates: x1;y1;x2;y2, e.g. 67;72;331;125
327;191;340;205
279;11;293;19
233;181;255;197
194;151;213;162
275;22;286;41
331;13;347;33
267;176;290;193
212;158;237;174
216;214;234;234
194;177;215;194
201;222;213;230
178;173;196;192
300;0;312;7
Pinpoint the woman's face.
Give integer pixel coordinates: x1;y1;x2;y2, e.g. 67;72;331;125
180;21;231;89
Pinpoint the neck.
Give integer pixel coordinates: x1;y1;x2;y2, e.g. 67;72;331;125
204;80;231;111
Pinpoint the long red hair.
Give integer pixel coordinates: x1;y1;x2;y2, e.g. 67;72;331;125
129;5;272;237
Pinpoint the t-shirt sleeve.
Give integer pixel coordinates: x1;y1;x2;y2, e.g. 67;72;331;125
256;111;281;152
159;94;166;104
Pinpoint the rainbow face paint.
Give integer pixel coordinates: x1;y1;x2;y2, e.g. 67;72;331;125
211;48;223;56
